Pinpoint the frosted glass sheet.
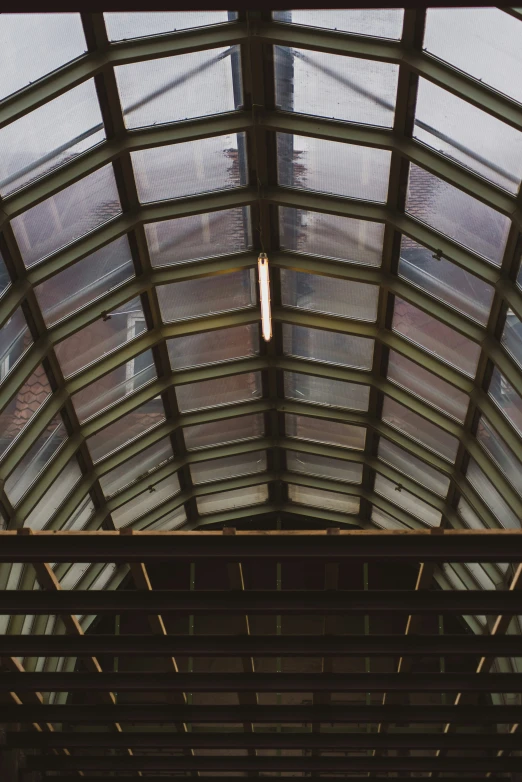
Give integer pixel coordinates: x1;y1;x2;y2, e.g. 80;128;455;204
55;297;146;378
23;458;82;530
501;309;522;368
0;80;104;196
64;495;95;531
87;399;165;463
273;10;404;39
191;451;267;485
116;47;238;129
278;133;391;202
392;298;480;377
146;208;250;267
105;12;231;40
275;47;398;127
285;413;366;450
424;9;522;105
414;78;522;193
382;397;459;463
281;270;378;322
488;367;522;438
458;496;486;530
168;324;259;370
286;451;362;484
387;350;469;422
374;474;442;527
406;164;510;266
176;372;261;413
0;307;31;381
11;165;122;268
466;458;519;529
184;413;264;451
283;324;373;370
145;505;186;531
399;238;494;325
112;473;181;529
378;438;450;498
288;484;359;515
371;507;408;530
197;484;268;515
132;134;246;203
477;416;522;495
35;236;134;326
72;350;156;423
99;438;174;498
0;366;50;459
284;371;370;411
158;269;255;323
279;207;384;266
0;14;86;100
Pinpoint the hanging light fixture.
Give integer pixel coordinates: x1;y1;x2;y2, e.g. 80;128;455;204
258;252;272;342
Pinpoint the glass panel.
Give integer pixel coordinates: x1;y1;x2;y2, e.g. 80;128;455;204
414;77;522;193
147;207;250;267
11;165;122;268
145;505;187;531
23;458;82;530
387;349;469;422
0;14;86;100
399;237;494;325
72;350;156;423
197;484;269;514
501;309;522;368
284;371;370;411
283;324;373;370
466;458;519;529
382;397;459;463
279;207;384;267
273;10;404;39
158;269;256;322
275;47;398;127
406;164;510;266
371;506;409;530
0;307;31;381
4;414;66;506
285;412;366;450
278;133;391;202
392;297;481;377
374;474;442;527
115;47;238;129
176;372;262;413
87;398;165;463
112;472;181;529
281;269;378;322
0;80;104;197
0;250;11;299
424;9;522;105
286;451;363;484
488;367;522;437
289;483;359;514
378;438;450;498
132;133;246;203
477;416;522;495
457;496;486;530
168;324;259;370
104;12;231;40
54;297;146;378
99;438;174;498
184;413;264;451
190;451;267;485
0;365;51;460
64;494;96;531
35;236;134;326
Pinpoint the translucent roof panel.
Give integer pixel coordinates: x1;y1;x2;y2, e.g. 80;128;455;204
0;14;86;101
398;237;494;326
286;450;363;484
284;371;370;411
488;367;522;437
0;306;31;381
190;451;267;485
374;473;442;528
285;412;366;450
477;415;522;496
0;80;104;197
406;164;510;266
424;8;522;105
87;398;165;463
273;10;404;39
288;483;359;515
175;372;262;413
167;324;259;371
0;250;11;299
279;207;384;266
378;437;450;498
146;208;250;267
466;458;519;530
371;506;409;530
104;12;232;41
115;47;239;130
0;365;51;460
283;324;374;370
382;397;459;463
275;47;399;127
183;413;264;451
501;309;522;369
99;438;174;499
197;484;269;515
131;134;246;203
144;505;187;531
278;133;391;202
158;269;256;323
111;472;181;529
281;270;378;322
11;165;122;268
23;457;82;530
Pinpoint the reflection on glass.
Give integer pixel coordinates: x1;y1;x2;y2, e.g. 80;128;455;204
184;413;264;450
23;457;82;530
273;10;404;39
176;372;261;413
0;365;51;460
374;474;442;527
285;412;366;450
501;309;522;368
168;324;259;370
197;484;268;514
281;269;378;322
191;451;267;485
112;472;181;529
0;307;31;382
477;415;522;495
99;438;174;498
286;450;363;484
382;397;459;463
288;483;359;514
158;269;256;323
466;458;519;529
378;437;450;497
104;11;231;41
87;398;165;463
283;324;374;370
284;371;370;411
488;367;522;437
